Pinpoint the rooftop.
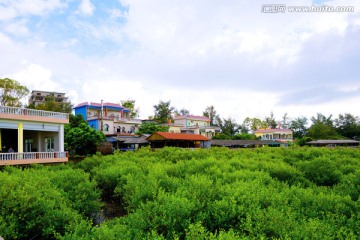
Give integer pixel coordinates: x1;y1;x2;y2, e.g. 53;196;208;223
307;140;360;144
147;132;210;141
74;102;130;112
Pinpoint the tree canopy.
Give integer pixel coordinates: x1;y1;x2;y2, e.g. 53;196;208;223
307;113;341;140
153;100;175;123
121;99;139;118
203;105;220;126
65;114;105;155
174;108;190;116
0;78;29;107
219;117;240;136
27;92;73;114
136;121;169;135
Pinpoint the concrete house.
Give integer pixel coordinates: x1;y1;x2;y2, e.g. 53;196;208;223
28;90;68;107
173;115;220;139
254;128;293;143
74;101;142;136
0;106;69;165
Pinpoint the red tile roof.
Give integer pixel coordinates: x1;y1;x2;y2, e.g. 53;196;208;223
148;132;210;141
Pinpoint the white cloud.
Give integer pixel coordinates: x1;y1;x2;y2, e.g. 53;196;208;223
3;19;30;36
0;0;66;21
12;63;60;92
1;0;360;123
76;0;95;16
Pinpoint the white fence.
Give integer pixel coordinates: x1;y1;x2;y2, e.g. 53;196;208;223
0;152;68;161
0;106;68;120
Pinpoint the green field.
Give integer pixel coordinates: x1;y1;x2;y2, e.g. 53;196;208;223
1;146;360;239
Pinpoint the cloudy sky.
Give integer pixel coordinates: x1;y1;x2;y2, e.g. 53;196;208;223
1;0;359;123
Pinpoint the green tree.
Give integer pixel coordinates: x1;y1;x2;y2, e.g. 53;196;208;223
174;108;190;116
0;78;29;107
264;111;277;129
307;113;340;140
219;117;240;136
28;92;73;113
242;117;267;132
65;114;105;155
334;113;360;140
153;100;175;123
289;116;308;139
233;133;256;140
203;105;220;126
281;113;290;129
121;99;139;118
136;121;169;135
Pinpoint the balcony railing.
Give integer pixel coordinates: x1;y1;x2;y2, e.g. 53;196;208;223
0;151;68;161
0;106;68;120
87;115;142;123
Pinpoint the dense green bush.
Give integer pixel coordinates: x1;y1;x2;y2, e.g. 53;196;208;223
0;165;101;239
1;147;360;239
65;146;360;239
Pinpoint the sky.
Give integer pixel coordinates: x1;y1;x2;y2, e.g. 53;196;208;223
1;0;360;123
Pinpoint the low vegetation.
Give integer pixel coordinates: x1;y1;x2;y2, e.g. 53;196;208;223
1;147;360;239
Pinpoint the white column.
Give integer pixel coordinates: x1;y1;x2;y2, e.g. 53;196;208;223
59;124;64;152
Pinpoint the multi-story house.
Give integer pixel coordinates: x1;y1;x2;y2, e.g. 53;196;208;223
254;128;293;142
28;90;68;107
0;106;69;165
74;102;142;136
173;115;220;139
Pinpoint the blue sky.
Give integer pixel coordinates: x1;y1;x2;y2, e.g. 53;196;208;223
1;0;359;123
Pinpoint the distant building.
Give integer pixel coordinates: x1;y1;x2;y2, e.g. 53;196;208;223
28;90;68;107
307;140;360;147
74;101;142;136
173;115;220;139
254;128;293;143
210;140;285;148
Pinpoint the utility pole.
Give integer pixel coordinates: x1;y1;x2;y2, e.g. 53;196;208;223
100;99;103;132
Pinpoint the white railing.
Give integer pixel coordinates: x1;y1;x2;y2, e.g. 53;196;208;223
87;115;142;123
0;152;68;161
0;106;68;120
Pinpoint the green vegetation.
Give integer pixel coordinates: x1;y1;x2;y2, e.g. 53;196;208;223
27;92;73;114
153;100;175;123
0;165;101;239
65;114;105;156
0;78;29;107
136;121;170;135
1;147;360;239
120;99;139;118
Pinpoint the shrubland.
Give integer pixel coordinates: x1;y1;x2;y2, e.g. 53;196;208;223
1;146;360;239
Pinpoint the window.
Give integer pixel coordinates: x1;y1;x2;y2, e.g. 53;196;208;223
122;127;126;133
37;93;41;95
117;126;121;133
25;139;33;152
45;137;54;152
104;124;109;132
130;126;135;133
